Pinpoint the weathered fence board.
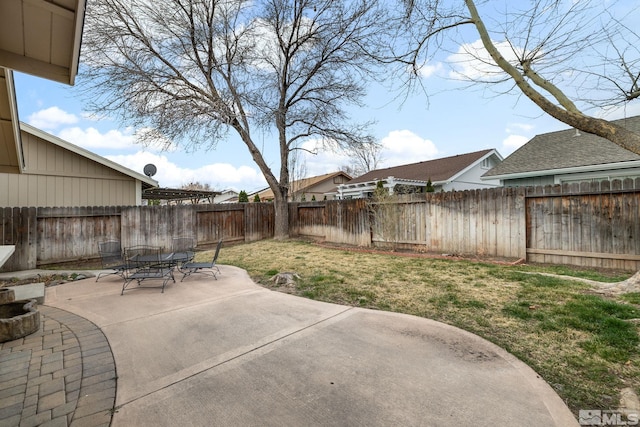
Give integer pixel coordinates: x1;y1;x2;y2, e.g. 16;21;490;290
192;204;246;246
368;188;525;259
323;199;370;246
37;206;122;265
244;203;274;242
291;202;326;238
1;207;37;271
524;179;640;270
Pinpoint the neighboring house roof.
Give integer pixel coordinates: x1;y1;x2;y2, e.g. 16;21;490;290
20;122;158;188
348;149;498;185
257;171;352;200
483;116;640;180
214;190;239;203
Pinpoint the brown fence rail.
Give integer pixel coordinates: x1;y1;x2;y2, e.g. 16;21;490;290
2;179;639;272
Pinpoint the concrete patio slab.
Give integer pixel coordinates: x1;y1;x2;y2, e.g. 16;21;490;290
6;282;45;304
40;264;579;426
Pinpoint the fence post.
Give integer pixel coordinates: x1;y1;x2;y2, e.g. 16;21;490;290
0;207;37;272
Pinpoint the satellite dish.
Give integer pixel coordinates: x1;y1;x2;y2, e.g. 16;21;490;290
143;163;157;177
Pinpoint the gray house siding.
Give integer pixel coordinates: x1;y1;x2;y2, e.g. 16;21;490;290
0;125;156;207
503;176;555;187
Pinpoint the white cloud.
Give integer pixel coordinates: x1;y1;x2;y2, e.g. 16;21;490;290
380;130;438;167
28;107;78;130
55;124;181;153
292;131;439;178
417;62;444;79
502;134;528;153
57;126;136;150
296;139;351;177
105;151;267;192
447;39;523;81
506;123;534;133
502;122;534;154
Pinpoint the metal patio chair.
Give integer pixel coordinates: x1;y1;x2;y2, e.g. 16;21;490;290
96;240;127;282
121;245;175;294
180;239;222;281
171;235;196;268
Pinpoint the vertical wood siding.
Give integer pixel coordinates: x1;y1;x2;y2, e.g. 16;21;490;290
0;131;140;207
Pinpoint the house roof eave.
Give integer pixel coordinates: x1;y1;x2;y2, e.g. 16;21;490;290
448;149;502;182
20;122;158;187
0;69;24;174
481;160;640;181
0;0;87;85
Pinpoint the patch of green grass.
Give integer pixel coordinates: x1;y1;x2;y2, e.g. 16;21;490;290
503;301;545;321
309;273;344;285
502;271;577;288
515;264;628;283
552;295;640;362
621;292;640;305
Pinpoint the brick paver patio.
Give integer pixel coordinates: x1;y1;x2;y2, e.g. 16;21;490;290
0;305;116;427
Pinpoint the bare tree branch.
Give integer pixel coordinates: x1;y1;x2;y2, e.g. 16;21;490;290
394;0;640;154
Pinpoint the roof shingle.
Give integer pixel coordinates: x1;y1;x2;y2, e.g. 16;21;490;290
484;116;640;177
347;149;494;184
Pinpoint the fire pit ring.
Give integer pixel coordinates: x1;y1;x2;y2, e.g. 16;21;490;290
0;287;15;304
0;292;41;343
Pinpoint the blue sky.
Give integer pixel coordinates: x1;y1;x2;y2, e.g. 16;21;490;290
12;1;639;193
12;69;558;192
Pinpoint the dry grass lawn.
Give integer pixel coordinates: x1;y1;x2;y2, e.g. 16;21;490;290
204;239;640;417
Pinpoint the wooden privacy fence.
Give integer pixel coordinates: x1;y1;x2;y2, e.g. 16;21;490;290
525;179;640;270
0;203;277;272
1;179;639;272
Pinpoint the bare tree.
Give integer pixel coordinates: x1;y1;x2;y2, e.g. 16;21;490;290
287;146;307;202
341;140;383;177
182;181;214;204
80;0;388;238
182;182;212;191
396;0;640;154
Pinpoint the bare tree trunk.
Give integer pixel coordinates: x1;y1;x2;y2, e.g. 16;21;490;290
593;270;640;295
273;192;290;240
526;271;640;294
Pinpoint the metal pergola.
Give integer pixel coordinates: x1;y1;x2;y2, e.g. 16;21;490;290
142;188;221;204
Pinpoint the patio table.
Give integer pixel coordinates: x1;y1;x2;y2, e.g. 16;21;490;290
121;247;193;294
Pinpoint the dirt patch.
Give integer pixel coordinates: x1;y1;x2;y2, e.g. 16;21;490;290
0;273;90;288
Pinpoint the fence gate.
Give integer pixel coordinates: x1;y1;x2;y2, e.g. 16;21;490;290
525;179;640;270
